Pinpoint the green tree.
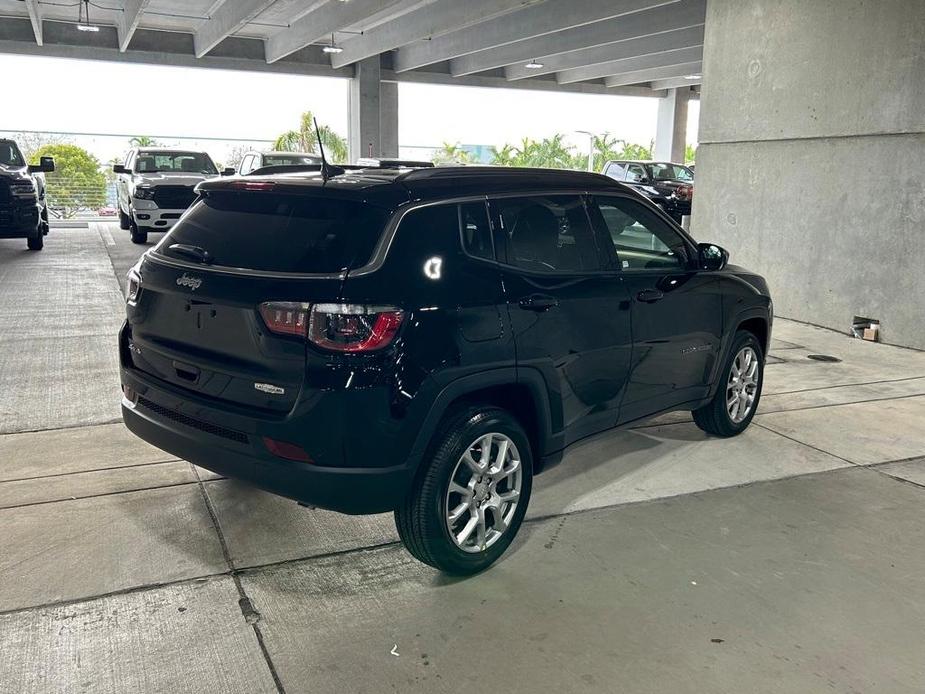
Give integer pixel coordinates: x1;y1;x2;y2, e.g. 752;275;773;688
273;111;347;163
9;132;71;163
34;144;106;219
684;144;697;164
129;135;161;147
490;134;577;170
431;142;474;165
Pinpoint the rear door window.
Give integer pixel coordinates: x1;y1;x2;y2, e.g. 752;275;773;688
459;201;494;260
158;191;389;274
490;195;603;274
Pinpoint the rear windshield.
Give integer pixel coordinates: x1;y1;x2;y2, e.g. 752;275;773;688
159;192;389;274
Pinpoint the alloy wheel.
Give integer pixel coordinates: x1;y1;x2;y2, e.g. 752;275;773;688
726;346;760;423
445;433;522;553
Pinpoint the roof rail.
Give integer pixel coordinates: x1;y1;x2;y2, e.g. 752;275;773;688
397;165;612;182
356;158;435;169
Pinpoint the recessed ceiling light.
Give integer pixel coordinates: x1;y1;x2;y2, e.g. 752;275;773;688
525;60;544;69
684;74;702;79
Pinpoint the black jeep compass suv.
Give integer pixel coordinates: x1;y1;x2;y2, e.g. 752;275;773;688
120;165;772;574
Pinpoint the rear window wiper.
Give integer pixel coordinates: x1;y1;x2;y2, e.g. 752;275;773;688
168;243;214;264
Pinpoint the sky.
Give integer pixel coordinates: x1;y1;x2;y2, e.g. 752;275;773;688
0;54;698;165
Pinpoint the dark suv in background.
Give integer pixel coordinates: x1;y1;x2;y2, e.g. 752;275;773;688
602;160;694;223
120;165;771;574
0;138;54;251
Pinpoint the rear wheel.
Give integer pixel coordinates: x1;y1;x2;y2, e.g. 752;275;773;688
130;222;148;245
119;207;131;230
27;232;44;251
692;330;764;436
395;406;533;575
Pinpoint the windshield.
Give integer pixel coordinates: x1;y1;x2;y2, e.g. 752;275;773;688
648;163;693;182
135;151;217;175
262;154;321;167
0;142;25;167
159;191;389;274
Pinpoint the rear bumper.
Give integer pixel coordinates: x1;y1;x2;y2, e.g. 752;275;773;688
122;396;411;514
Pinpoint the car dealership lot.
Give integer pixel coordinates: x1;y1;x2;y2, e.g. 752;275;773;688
1;227;924;692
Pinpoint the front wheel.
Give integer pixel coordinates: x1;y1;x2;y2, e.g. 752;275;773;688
395;406;533;575
692;330;764;437
130;222;148;245
118;206;131;230
27;232;44;251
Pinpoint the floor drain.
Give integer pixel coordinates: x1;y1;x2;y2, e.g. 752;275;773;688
807;354;841;363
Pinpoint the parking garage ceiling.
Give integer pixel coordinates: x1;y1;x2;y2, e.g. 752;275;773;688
0;0;704;96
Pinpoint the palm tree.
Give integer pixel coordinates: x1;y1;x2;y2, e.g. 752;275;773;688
431;142;473;165
272;111;348;163
129;135;160;147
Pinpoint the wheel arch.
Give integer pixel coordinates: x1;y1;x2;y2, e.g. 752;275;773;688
406;368;557;475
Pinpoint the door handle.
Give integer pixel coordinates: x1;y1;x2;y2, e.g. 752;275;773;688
518;294;559;312
636;289;664;303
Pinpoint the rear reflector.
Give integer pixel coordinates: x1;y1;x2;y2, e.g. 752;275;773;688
262;436;314;463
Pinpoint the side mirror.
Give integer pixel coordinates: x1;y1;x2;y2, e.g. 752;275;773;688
698;243;729;271
221;167;236;176
113;164;130;174
637;176;649;184
28;156;55;174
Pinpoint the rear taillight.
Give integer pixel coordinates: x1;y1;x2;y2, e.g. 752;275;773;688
259;302;310;337
258;302;404;352
309;304;404;352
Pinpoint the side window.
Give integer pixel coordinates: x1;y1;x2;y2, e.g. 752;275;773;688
459;201;493;260
592;196;691;271
604;162;626;180
624;164;646;182
492;195;602;274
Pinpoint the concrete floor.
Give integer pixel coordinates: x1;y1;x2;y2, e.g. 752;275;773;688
1;226;924;693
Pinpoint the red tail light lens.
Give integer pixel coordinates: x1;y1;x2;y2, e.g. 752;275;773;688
308;304;404;352
259;302;310;337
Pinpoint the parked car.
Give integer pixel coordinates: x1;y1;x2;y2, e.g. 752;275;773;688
120;165;772;574
113;148;232;244
0;138;54;251
601;160;694;223
97;206;117;217
236;151;322;175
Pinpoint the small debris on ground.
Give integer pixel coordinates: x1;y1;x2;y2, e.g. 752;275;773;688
390;644;400;657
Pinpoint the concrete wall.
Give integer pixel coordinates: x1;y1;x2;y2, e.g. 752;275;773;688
693;0;925;349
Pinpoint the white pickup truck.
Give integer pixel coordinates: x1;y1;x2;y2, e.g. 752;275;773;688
114;148;232;244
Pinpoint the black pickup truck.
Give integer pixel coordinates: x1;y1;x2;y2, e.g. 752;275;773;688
601;160;694;223
0;139;54;251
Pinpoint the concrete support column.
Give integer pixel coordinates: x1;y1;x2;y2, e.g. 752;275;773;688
380;80;399;158
654;88;689;163
349;56;381;162
693;0;925;349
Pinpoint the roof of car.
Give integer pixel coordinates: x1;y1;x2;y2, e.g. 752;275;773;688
200;165;626;209
254;151;321;157
136;148;209;154
606;159;688;167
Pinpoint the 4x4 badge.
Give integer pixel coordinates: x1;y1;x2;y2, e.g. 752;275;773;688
176;273;202;291
254;382;285;395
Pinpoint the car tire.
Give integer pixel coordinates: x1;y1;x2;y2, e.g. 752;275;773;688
27;232;44;251
395;406;533;575
119;207;131;231
130;222;148;245
692;330;764;437
41;206;49;235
